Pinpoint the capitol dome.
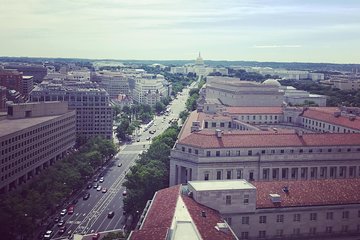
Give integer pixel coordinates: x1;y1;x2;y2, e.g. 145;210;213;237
262;79;281;87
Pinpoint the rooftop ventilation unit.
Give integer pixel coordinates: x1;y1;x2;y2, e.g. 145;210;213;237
215;129;222;138
269;193;281;203
282;186;289;194
349;115;356;121
215;222;229;233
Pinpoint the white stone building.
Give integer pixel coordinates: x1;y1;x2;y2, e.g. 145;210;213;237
132;75;170;106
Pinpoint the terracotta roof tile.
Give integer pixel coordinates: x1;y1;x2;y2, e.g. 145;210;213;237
182;195;237;240
225;106;283;115
253;179;360;208
179;131;360;148
130;185;180;240
301;107;360;130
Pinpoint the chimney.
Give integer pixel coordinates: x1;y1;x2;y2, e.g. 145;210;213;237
201;211;206;218
269;194;281;203
215;129;222;138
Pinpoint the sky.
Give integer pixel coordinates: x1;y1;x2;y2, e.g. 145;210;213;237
0;0;359;63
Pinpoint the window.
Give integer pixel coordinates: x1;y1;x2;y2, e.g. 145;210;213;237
276;214;284;223
188;148;192;153
326;226;332;233
241;232;249;239
261;150;266;154
206;151;211;157
220;122;225;127
293;214;301;222
204;172;209;181
181;147;185;152
244;194;249;204
310;213;317;221
293;228;300;235
216;151;220;157
248;150;252;156
326;212;333;220
224;217;232;226
259;216;267;224
226;170;232;179
258;231;266;238
276;229;283;237
242;216;249;224
236;169;243;179
225;150;230;156
236;150;241;156
216;170;222;180
310;227;316;235
343;211;349;219
211;122;216;128
194;149;198;155
226;195;231;205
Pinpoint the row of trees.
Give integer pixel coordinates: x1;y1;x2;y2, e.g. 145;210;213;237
0;137;116;240
281;80;360;107
122;124;180;218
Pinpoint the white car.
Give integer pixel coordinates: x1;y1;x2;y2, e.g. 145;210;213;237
99;177;104;183
60;208;67;216
44;230;53;239
97;186;102;191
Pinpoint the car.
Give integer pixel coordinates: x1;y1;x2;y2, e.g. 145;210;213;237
68;206;74;214
43;230;53;239
99;177;104;183
136;139;140;142
93;177;99;182
83;192;90;200
97;186;102;191
92;233;100;240
54;216;61;223
122;190;127;196
118;163;122;167
146;136;151;140
102;188;107;193
57;219;65;227
87;183;93;189
93;183;99;188
60;208;67;216
59;226;67;234
107;211;115;218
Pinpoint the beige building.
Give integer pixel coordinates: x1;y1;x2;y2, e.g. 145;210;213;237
0;101;76;193
187;179;360;240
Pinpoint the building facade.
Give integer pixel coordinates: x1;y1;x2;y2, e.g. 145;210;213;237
132;76;170;106
0;101;76;193
30;80;113;139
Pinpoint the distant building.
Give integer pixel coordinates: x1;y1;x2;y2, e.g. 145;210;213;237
129;185;238;240
0;86;7;112
132;75;170;106
280;84;327;106
241;67;324;81
30;80;113;140
95;71;130;98
22;76;34;99
203;77;284;107
329;75;360;91
0;68;23;94
4;64;47;83
0;101;76;193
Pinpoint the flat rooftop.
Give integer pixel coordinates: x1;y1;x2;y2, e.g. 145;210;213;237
188;180;256;191
0;114;70;137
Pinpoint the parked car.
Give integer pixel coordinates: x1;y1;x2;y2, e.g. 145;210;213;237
99;177;104;183
59;226;67;234
146;136;151;140
102;188;107;193
43;230;53;239
97;186;102;191
122;190;127;196
57;219;65;227
107;211;115;218
54;216;60;223
68;206;74;214
118;163;122;167
92;233;100;240
93;183;99;188
83;192;90;200
60;208;67;216
87;183;93;189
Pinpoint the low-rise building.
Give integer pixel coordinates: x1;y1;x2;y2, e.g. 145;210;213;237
0;101;76;193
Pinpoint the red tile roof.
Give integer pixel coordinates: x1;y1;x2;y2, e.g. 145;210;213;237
130;185;181;240
301;107;360;130
253;179;360;208
179;131;360;148
225;106;283;115
182;195;237;240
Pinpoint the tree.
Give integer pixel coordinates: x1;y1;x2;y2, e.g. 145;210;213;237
179;110;189;123
155;102;166;114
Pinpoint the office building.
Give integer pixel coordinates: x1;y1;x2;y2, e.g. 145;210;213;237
0;101;76;193
95;71;130;98
132;75;170;106
30;80;113;139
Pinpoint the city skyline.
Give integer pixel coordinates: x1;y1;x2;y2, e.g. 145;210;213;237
1;0;360;63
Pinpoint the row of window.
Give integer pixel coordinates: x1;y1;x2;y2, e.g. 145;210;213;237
179;145;360;157
240;225;360;239
303;117;357;133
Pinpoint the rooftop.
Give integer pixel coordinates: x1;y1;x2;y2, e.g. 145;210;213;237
179;131;360;148
253;178;360;209
189;180;255;191
225;106;283;115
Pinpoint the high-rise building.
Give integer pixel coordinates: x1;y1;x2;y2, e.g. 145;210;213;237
0;101;76;193
30;80;113;140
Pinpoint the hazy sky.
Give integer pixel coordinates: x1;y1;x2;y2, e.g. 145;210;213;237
1;0;359;63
